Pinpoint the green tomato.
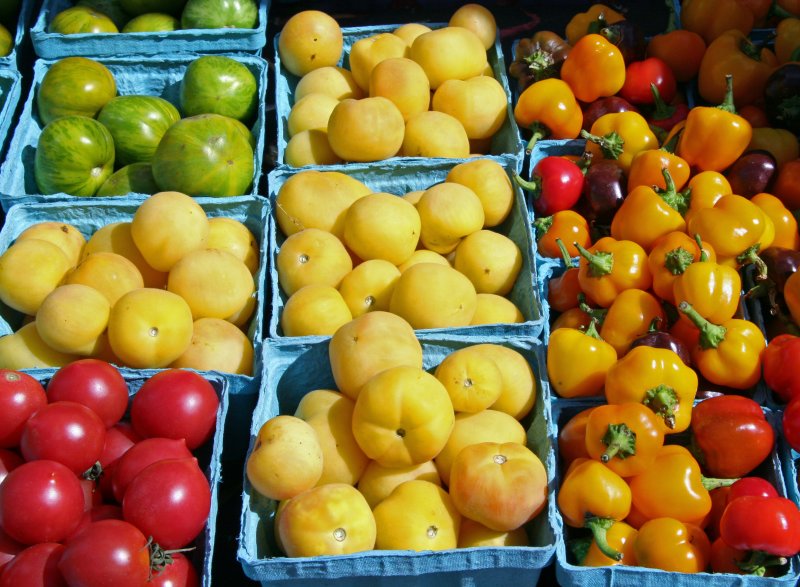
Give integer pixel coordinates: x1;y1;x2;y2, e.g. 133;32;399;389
152;113;255;197
97;95;180;166
37;57;117;125
181;0;258;29
35;116;116;196
76;0;131;29
48;6;119;34
96;163;158;196
119;0;186;17
121;13;180;32
180;56;258;125
0;23;11;58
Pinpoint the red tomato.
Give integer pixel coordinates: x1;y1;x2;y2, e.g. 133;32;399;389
66;504;123;542
149;552;200;587
59;520;150;587
0;370;47;448
618;57;677;105
0;459;84;544
131;370;219;450
111;437;192;503
47;359;129;428
523;156;585;217
0;542;66;587
783;395;800;453
122;457;211;549
20;401;106;475
0;449;22;485
79;477;102;513
0;526;23;574
98;423;141;502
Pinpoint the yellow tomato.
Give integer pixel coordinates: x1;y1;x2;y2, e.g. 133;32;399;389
278;10;343;77
409;26;487;89
327;97;405;162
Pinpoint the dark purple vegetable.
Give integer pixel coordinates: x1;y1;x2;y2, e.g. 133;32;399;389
761;246;800;293
600;20;646;65
582;159;627;224
581;96;636;132
724;150;777;198
764;63;800;135
630;330;692;367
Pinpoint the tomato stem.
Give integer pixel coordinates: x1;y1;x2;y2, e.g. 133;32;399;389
584;516;623;561
147;537;196;580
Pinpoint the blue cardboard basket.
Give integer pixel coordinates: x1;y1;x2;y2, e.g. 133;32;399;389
551;399;800;586
0;68;22;162
30;0;269;59
18;366;230;587
0;195;267;457
238;333;557;586
273;23;525;171
0;53;268;211
265;155;545;341
0;0;36;69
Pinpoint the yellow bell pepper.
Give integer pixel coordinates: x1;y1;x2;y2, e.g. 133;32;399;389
581;289;666;357
561;34;626;103
776;17;800;64
547;319;617;398
750;192;800;251
672;256;742;326
576;237;652;308
582;521;638;567
633;517;711;573
604;346;698;433
648;232;716;305
627;149;690;192
581;111;658;173
565;4;625;46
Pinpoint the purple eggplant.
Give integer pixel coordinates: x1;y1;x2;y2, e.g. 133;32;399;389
582;96;636;132
765;63;800;135
582;160;627;224
629;330;692;367
600;20;646;65
725;150;777;198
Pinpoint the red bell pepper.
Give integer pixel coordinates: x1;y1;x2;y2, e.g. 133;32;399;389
690;395;775;478
720;495;800;558
763;334;800;403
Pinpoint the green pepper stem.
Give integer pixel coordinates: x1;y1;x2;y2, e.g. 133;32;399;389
662;128;681;154
580;129;625;160
678;301;727;349
648;316;662;332
567;536;593;566
527;122;551;153
717;75;738;114
513;172;541;197
771;1;794;18
584;516;623;562
601;422;637;462
737;550;789;576
740;36;762;61
701;476;738;491
574;242;614;277
694;234;709;262
584;317;603;340
664;246;695;275
523;49;556;81
533;216;553;241
579;301;608;325
650;83;676;122
736;244;769;282
587;12;609;36
643;384;679;429
556;237;575;268
656;167;690;216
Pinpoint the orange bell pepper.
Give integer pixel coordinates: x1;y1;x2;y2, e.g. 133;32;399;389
633;517;711;573
678;301;767;389
686;193;775;267
557;458;632;562
546;241;583;314
776;18;800;64
581;111;658;172
514;78;583;152
582;521;638;567
748;128;800;170
627;149;690;192
558;406;597;465
646;29;707;83
784;271;800;327
672;257;742;325
698;30;778;107
604;346;699;434
547;319;617;398
581;289;666;357
551;307;591;331
649;232;716;305
778;0;800;16
680;0;754;45
610;167;689;252
677;75;753;172
535;212;591;259
751;193;800;251
584;402;665;478
575;237;653;308
773;159;800;210
683;171;732;225
564;4;625;46
561;33;626;103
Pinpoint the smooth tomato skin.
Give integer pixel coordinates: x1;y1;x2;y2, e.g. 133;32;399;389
20;401;106;475
131;369;219;450
618;57;677;105
0;370;47;448
66;504;123;542
122;457;211;549
47;359;129;428
111;437;192;503
0;449;22;485
0;526;24;574
99;422;141;469
148;552;200;587
783;395;800;453
0;542;67;587
0;459;84;545
59;520;150;587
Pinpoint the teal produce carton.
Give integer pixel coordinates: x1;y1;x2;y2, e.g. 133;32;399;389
0;68;22;162
274;23;525;171
31;0;269;59
0;195;267;456
238;333;557;585
266;155;545;341
0;0;36;69
0;53;267;211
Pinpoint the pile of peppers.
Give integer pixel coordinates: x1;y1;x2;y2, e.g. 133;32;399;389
512;0;800;578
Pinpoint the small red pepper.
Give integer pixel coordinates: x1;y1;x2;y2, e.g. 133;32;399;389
720;495;800;558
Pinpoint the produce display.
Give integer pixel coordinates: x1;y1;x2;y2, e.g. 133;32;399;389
0;363;222;584
2;0;800;584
